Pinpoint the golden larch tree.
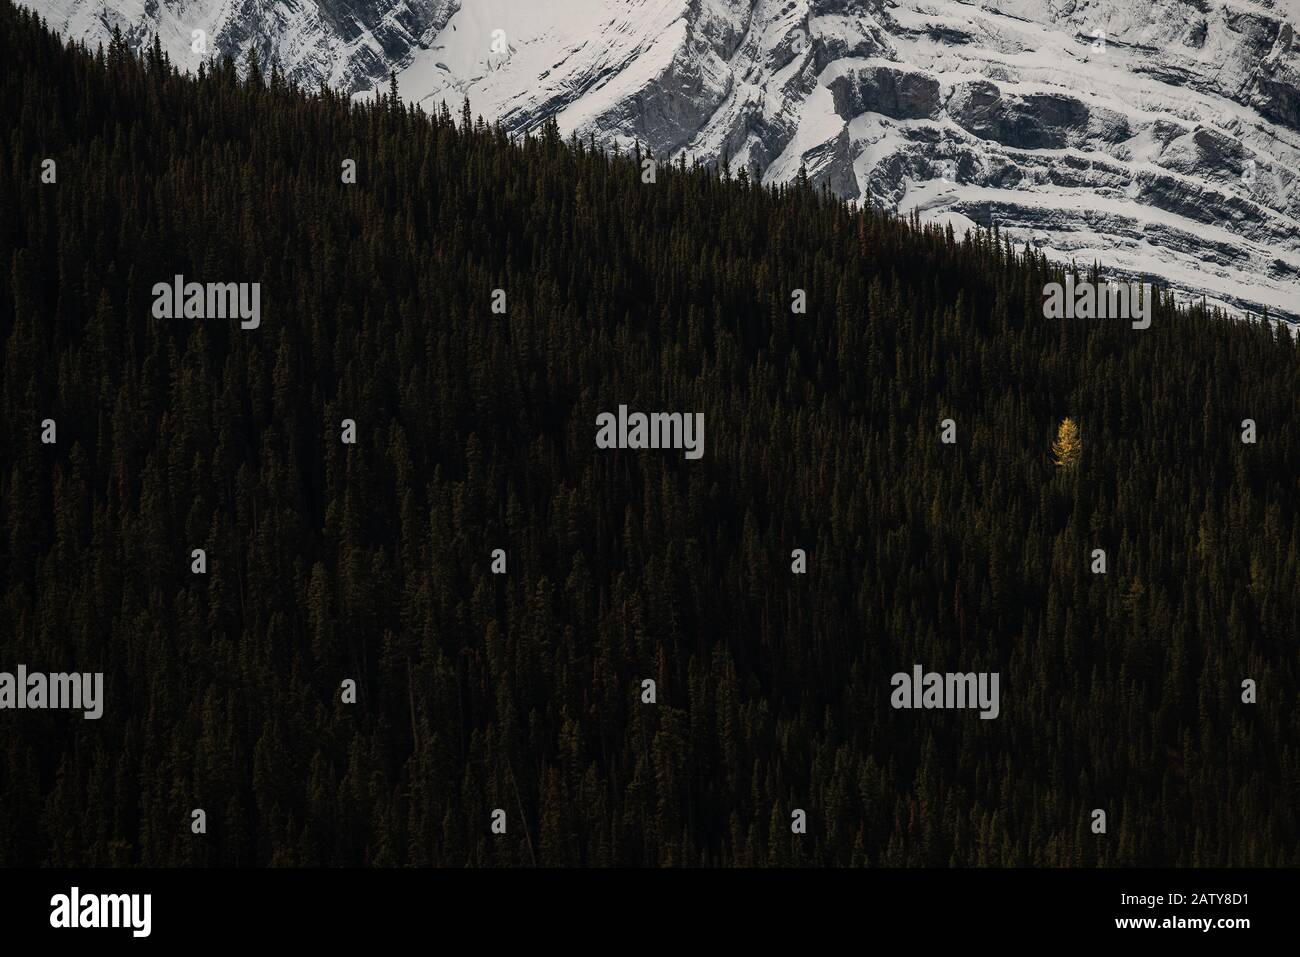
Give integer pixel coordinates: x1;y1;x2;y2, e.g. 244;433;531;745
1052;417;1081;469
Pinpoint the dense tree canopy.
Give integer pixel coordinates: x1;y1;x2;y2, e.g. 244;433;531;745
1;2;1298;866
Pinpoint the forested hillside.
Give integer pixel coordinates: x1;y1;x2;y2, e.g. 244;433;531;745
2;2;1298;866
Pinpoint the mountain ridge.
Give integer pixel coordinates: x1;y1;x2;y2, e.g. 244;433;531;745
25;0;1300;322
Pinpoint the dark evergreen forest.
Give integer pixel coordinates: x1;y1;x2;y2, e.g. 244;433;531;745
2;2;1298;867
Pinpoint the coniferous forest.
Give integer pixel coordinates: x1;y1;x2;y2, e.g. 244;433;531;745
2;2;1298;868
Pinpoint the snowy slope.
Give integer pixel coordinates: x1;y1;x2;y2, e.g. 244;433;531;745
27;0;1300;322
390;0;1300;322
26;0;461;92
389;0;699;137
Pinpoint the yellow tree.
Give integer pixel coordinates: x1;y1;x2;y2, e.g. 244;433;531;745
1052;417;1081;470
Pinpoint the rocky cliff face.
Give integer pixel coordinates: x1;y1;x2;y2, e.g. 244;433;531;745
32;0;461;93
29;0;1300;322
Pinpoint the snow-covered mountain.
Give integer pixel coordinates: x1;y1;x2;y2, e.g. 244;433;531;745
27;0;1300;322
29;0;462;93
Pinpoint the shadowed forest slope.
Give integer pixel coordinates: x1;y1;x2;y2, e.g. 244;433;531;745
1;3;1298;866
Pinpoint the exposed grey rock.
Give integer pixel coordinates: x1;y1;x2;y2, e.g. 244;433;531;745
827;66;941;121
